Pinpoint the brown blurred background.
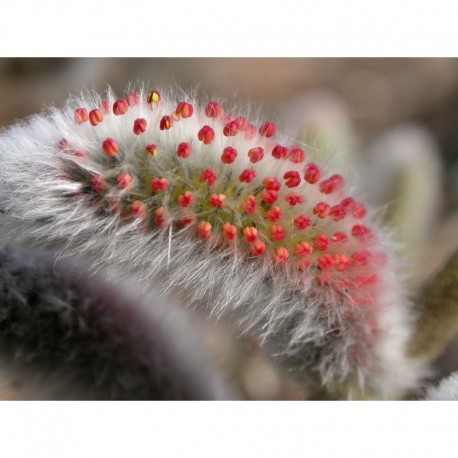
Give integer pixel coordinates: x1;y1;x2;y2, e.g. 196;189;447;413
1;58;458;399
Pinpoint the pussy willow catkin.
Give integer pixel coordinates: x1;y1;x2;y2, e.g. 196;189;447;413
0;85;426;398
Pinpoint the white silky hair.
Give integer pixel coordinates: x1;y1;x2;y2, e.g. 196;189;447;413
0;84;427;399
424;372;458;401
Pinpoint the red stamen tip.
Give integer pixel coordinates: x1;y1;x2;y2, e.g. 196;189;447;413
75;108;89;124
304;163;321;184
223;223;237;241
209;193;226;208
160;115;174;130
221;146;238;164
223;120;239;137
259;122;276;138
152;177;169;192
283;171;301;188
197;221;212;239
92;175;106;193
176;142;192;158
243;227;258;243
200;168;217;186
113;99;129;116
198;125;215;144
205;101;224;118
102;138;119;157
89;109;103;126
175;101;194;119
117;174;134;190
248;147;264;163
239;169;256;184
178;191;195;208
133;118;147;135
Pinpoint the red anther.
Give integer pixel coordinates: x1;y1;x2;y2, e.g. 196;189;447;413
145;144;158;157
92;175;106;193
113;99;129;116
197;221;212;239
289;147;305;163
244;124;256;139
223;223;237;241
353;202;366;219
304;163;321;184
259;122;276;138
133;118;147;135
58;138;70;150
329;204;346;221
200;168;217;186
223;120;239;137
176;142;192;158
266;206;282;222
352;224;372;239
89;109;103;126
160;115;174;130
351;250;372;266
154;207;168;228
251;241;266;256
320;174;344;194
273;247;289;264
178;191;194;208
243;227;258;243
117;174;134;190
180;213;195;226
272;144;288;159
270;225;286;241
319;178;336;194
341;197;356;210
175;101;194;119
260;190;278;205
248;147;264;163
75;108;89;124
131;200;147;219
235;117;248;131
221;146;238;164
262;177;281;191
147;90;161;105
332;231;348;243
242;195;257;214
127;92;140;106
209;193;226;208
294;215;312;230
102;138;119;157
100;100;110;114
314;234;330;251
297;258;312;271
313;202;331;218
198;125;215;144
318;254;334;270
239;169;256;183
286;192;303;206
283;171;301;188
295;242;313;258
151;177;169;192
333;254;351;271
205;101;224;118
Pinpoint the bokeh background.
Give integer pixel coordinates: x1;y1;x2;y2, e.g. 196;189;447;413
1;58;458;399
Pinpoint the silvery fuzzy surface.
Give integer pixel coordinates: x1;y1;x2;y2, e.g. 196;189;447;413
0;86;426;398
0;245;231;400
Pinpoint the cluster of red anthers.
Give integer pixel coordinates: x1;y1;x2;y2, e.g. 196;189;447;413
64;90;384;305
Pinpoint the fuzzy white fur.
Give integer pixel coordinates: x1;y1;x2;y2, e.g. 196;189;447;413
0;85;426;398
425;372;458;400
